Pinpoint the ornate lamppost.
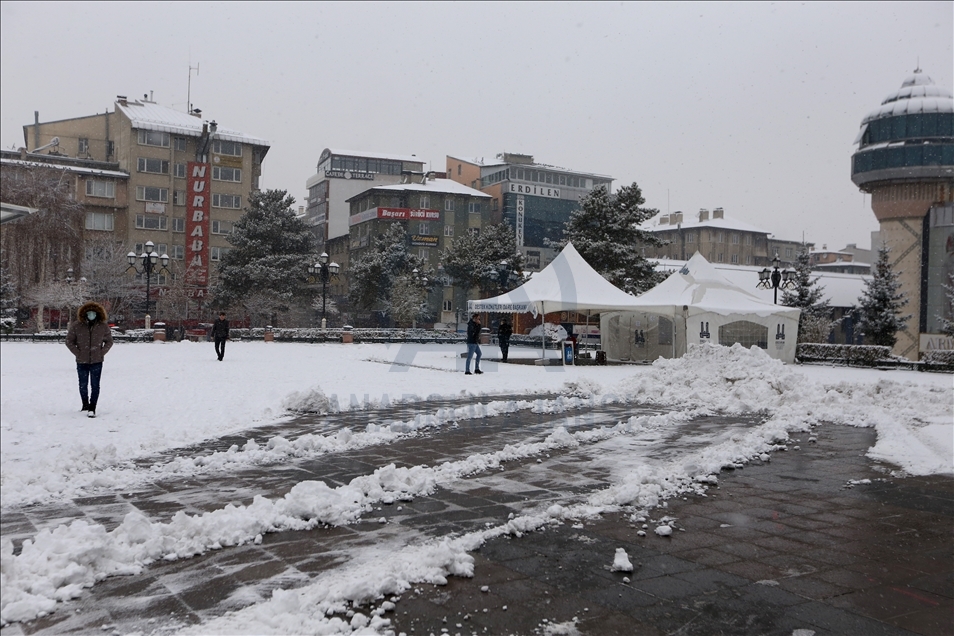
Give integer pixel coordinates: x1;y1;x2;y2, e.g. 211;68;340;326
126;241;170;327
308;252;340;328
756;252;797;304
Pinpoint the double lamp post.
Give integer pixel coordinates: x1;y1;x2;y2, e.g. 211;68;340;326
756;253;797;304
308;252;340;329
127;240;170;327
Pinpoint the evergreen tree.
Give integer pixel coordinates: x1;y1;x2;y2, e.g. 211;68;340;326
213;190;316;318
349;223;428;312
857;244;910;347
441;223;525;296
554;183;664;294
781;247;837;343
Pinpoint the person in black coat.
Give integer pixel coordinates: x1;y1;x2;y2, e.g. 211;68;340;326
465;314;482;375
211;312;230;361
497;319;513;363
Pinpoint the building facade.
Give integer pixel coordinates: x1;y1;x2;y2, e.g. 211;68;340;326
19;96;270;317
305;149;425;243
851;70;954;359
346;177;491;325
446;153;613;270
640;207;809;267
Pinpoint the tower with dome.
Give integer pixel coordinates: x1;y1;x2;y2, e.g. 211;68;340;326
851;69;954;360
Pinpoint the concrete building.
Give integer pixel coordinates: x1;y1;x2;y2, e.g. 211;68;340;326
809;245;871;275
446;153;612;270
640;207;809;268
346;176;491;326
20;96;270;311
305;149;425;243
851;69;954;359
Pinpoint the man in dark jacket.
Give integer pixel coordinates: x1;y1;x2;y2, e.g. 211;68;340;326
465;313;482;375
497;319;513;363
65;301;113;418
212;312;230;361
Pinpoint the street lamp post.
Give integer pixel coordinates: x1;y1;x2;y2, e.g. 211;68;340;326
126;240;170;327
308;252;340;329
756;253;797;304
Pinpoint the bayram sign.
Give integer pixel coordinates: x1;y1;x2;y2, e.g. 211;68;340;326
508;183;561;199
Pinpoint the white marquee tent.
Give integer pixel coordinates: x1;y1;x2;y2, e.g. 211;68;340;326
467;242;643;356
601;252;802;363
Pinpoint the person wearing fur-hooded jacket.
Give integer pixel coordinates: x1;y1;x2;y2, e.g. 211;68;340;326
66;301;113;417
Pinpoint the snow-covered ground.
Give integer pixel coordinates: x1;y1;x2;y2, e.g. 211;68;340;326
1;340;951;632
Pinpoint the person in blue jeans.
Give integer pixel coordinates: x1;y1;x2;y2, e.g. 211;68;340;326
465;313;483;375
65;301;114;418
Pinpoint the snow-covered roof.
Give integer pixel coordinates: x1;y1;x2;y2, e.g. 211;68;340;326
116;100;270;147
643;212;770;235
324;148;423;164
861;72;954;124
1;157;128;178
358;178;491;199
653;258;868;307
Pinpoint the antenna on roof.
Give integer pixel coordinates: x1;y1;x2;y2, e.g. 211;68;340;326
188;62;200;113
914;58;921;73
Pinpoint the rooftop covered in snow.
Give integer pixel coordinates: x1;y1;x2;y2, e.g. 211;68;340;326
115;99;270;148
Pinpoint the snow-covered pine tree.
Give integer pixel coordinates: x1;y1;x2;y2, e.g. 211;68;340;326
856;244;910;347
780;246;837;343
936;273;954;337
441;223;524;296
553;183;663;295
213;190;316;318
349;223;430;314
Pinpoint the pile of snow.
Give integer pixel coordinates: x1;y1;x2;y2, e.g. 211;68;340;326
1;341;951;629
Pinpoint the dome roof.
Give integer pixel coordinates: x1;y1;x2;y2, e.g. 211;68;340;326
861;71;953;124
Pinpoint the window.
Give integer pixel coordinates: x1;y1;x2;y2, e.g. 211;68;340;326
785;248;794;258
418;222;429;234
212;166;242;182
717;231;724;243
171;244;185;260
719;320;768;350
658;317;673;346
731;254;739;264
138;157;170;174
174;137;187;152
85;211;113;231
444;198;455;211
744;234;752;246
717;252;724;262
210;246;222;261
137;130;170;147
467;227;479;236
443;300;453;311
492;198;499;211
457;164;461;175
78;138;89;155
85;180;115;198
172;218;186;232
212;193;242;208
468;201;481;214
444;225;454;237
174;163;186;178
134;242;167;255
211;220;233;235
135;214;168;230
745;255;753;265
212;140;242;156
418;248;429;260
731;234;740;244
174;190;186;206
686;232;695;244
419;195;429;209
136;186;168;202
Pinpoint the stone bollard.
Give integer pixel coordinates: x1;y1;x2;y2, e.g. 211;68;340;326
341;325;354;344
264;326;275;342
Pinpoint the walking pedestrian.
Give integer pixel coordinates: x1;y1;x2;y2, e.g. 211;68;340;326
212;312;230;361
465;313;483;375
65;301;113;418
497;319;513;363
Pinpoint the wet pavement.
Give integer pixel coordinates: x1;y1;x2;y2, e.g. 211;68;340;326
2;397;951;636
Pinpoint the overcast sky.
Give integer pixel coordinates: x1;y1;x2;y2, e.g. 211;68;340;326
2;1;951;252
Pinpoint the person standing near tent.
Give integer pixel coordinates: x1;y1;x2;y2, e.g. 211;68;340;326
65;301;113;418
212;312;230;361
497;319;512;363
465;313;483;375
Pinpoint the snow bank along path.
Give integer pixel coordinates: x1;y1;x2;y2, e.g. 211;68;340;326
1;344;951;630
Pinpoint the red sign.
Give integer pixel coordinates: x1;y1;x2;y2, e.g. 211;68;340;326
185;162;211;287
378;207;440;220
